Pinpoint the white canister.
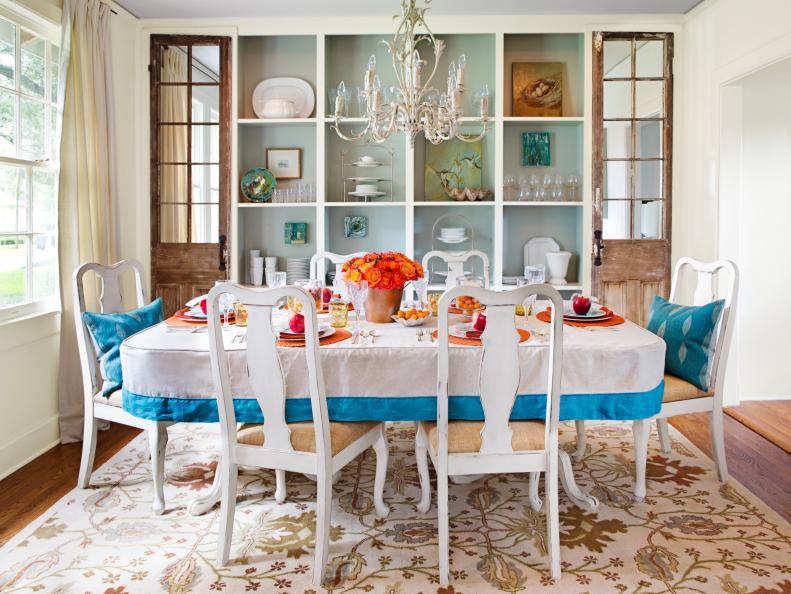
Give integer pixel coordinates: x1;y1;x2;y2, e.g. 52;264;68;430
251;267;264;286
546;251;572;286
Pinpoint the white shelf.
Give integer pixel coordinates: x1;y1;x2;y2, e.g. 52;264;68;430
503;201;583;206
237;117;317;126
414;201;494;206
428;283;583;291
238;202;317;208
503;116;584;125
325;201;406;207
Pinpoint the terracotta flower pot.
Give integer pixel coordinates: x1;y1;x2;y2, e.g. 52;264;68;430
365;287;403;323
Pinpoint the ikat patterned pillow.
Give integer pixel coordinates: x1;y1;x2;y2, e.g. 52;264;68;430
82;298;164;397
646;295;724;391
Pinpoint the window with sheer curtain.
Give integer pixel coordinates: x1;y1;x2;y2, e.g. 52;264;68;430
0;8;60;319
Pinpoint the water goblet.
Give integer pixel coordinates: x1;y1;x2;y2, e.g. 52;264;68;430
346;280;368;334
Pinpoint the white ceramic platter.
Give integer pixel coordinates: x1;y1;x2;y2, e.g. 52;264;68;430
524;237;560;270
348;191;387;197
436;236;469;244
252;77;315;119
351;161;383;167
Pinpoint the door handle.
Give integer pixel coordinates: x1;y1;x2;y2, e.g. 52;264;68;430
218;234;228;272
593;229;604;266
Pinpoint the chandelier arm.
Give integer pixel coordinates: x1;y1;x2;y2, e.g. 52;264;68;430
331;122;371;143
454;121;490;143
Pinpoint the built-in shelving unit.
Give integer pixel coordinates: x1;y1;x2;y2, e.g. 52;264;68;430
233;29;589;293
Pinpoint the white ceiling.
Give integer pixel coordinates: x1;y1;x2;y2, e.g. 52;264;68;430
116;0;704;19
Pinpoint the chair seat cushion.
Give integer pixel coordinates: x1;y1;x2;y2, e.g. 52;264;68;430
646;295;724;391
237;421;379;456
82;298;164;396
663;373;713;403
93;389;123;407
426;420;545;454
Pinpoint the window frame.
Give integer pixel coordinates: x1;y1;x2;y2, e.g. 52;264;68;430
0;4;61;323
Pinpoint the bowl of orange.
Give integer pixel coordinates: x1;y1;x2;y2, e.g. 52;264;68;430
454;295;482;315
392;304;431;327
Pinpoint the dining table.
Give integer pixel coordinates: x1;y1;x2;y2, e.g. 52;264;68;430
119;308;665;515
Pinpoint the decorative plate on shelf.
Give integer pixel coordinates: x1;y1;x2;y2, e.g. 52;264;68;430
524;237;560;270
351;160;383;167
241;168;277;202
252;77;315;119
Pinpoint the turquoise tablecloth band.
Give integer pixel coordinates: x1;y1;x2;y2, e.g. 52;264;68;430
121;380;664;423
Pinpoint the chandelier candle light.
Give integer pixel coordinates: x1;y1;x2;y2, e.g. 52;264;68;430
332;0;490;146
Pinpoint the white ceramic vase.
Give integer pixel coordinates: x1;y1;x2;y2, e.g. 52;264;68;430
546;251;572;285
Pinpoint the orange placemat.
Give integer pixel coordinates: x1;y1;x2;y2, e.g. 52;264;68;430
536;308;625;327
431;328;530;346
165;315;236;328
277;328;353;348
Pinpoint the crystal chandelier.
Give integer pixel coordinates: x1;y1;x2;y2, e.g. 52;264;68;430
331;0;490;146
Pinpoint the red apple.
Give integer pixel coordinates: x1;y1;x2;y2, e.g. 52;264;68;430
572;295;592;315
322;287;332;305
289;313;305;334
199;298;208;315
472;311;487;332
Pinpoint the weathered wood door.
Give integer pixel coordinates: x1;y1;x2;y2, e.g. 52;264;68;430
591;32;674;325
150;35;231;316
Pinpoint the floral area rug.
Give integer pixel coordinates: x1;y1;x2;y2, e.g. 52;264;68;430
1;421;790;594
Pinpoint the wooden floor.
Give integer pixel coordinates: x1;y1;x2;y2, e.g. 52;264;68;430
725;400;791;453
0;423;141;547
0;415;789;548
670;413;791;523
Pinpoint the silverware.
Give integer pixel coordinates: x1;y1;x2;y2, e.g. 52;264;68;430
368;329;380;343
416;328;424;342
359;329;370;344
351;329;360;344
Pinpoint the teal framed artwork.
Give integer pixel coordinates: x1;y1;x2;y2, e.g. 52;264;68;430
344;216;367;238
522;132;551;167
284;222;307;244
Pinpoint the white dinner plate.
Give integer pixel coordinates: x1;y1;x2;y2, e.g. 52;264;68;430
436;236;469;244
450;323;474;338
252;77;315;119
562;303;608;319
278;326;335;341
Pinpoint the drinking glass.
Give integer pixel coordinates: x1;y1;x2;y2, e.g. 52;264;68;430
517;175;529;200
354;86;367;117
565;174;580;202
266;270;286;288
522;265;546;315
346;280;368;333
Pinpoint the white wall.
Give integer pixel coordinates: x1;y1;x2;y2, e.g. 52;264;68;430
725;59;791;400
677;0;791;402
0;0;139;479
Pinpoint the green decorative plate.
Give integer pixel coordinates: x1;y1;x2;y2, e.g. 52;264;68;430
241;168;276;202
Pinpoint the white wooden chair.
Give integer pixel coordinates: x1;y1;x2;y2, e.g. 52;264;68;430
634;257;739;495
310;250;367;298
421;249;491;289
74;259;172;514
575;257;739;500
206;283;389;587
415;283;565;584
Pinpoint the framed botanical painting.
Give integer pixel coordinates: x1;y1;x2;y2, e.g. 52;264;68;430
284;222;307;244
512;62;563;117
267;148;302;179
344;215;367;238
522;132;551;167
424;138;482;201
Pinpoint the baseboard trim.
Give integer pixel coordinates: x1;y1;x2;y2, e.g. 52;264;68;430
0;415;60;480
739;395;791;402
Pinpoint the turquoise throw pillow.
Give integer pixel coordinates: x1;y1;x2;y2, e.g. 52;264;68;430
82;298;164;397
646;295;724;391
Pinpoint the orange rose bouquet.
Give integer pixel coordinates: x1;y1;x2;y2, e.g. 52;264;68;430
342;251;424;290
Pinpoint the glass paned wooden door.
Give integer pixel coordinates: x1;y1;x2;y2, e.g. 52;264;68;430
592;32;673;325
150;36;230;316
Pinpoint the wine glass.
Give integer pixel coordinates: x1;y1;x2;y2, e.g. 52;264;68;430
214;280;234;332
412;276;429;308
522;266;546;316
346;280;368;333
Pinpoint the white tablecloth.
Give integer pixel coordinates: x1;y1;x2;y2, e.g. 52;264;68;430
120;312;666;423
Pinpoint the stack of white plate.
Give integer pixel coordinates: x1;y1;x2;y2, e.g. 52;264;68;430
438;227;468;244
286;258;310;285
